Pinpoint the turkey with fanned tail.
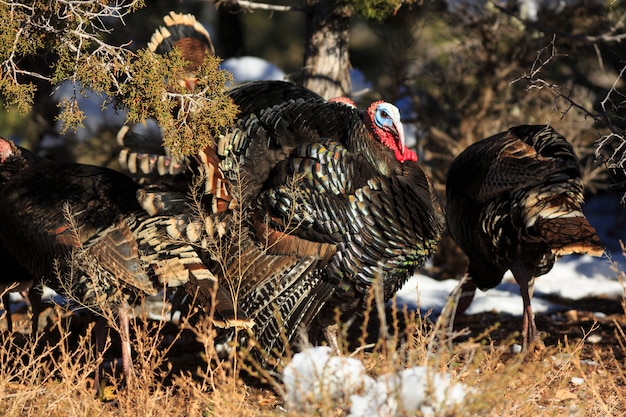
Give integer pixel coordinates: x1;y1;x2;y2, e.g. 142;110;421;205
445;125;604;350
112;11;444;366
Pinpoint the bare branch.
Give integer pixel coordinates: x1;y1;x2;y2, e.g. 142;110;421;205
492;1;626;45
212;0;306;13
510;36;606;125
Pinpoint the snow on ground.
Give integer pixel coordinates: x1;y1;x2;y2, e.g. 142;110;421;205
283;346;469;417
400;253;624;318
283;346;374;413
349;366;469;417
398;191;626;318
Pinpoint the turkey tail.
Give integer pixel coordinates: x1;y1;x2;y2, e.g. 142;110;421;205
132;213;252;329
83;217;152;293
117;124;188;181
222;234;333;361
148;11;214;88
536;216;604;257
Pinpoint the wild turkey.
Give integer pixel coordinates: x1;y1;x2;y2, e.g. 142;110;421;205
158;89;443;363
250;97;443;343
0;141;44;334
0;137;238;387
117;86;444;365
445;125;604;350
115;12;443;363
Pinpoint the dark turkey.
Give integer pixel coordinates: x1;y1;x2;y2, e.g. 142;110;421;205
0;141;44;334
188;89;443;363
0;137;234;387
445;125;604;350
114;12;443;364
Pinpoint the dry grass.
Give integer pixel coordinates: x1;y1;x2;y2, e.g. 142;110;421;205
1;263;625;417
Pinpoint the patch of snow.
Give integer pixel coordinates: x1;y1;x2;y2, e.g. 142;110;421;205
283;346;374;413
349;366;468;417
570;376;585;386
282;347;469;417
221;56;285;82
399;253;623;319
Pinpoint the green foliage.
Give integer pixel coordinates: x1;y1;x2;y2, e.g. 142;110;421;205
0;1;236;157
120;49;178;132
0;1;141;119
0;79;36;115
121;50;237;157
349;0;404;22
166;55;238;157
0;4;46;114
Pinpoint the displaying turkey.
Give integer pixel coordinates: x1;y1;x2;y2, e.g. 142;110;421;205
114;12;443;365
0;137;237;388
445;125;604;350
142;87;443;364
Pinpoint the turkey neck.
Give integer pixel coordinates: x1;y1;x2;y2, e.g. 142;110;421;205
336;103;407;176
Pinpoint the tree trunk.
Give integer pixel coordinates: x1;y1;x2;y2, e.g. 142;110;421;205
302;0;352;99
217;3;245;58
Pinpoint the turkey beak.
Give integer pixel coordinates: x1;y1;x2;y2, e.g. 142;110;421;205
390;119;407;156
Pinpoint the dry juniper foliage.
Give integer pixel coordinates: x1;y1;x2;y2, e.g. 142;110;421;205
0;1;238;157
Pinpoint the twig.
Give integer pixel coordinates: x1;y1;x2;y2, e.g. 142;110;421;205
213;0;305;13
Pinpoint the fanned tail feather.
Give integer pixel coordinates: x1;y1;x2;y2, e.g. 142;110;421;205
536;216;604;257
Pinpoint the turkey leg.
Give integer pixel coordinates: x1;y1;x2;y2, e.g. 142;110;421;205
510;261;542;350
